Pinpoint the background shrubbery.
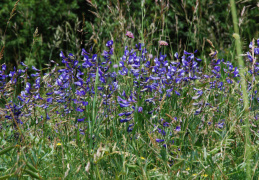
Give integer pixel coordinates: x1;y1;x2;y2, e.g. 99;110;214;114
1;0;258;70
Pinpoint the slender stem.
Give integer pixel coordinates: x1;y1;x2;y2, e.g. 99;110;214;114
141;0;145;44
230;0;251;179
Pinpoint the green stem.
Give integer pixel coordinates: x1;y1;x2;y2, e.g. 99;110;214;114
230;0;251;179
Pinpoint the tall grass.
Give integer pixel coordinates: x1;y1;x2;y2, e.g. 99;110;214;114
0;0;259;179
230;0;251;179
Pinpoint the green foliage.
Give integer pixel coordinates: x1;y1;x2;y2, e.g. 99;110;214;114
85;0;258;57
0;0;258;71
0;0;259;179
0;0;82;70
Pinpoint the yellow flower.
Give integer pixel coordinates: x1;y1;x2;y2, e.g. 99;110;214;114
57;143;62;146
186;167;190;171
140;157;145;160
201;174;208;177
192;174;197;176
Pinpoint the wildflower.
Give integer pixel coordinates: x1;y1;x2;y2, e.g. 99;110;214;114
57;143;62;146
192;174;197;176
76;107;84;112
175;91;181;96
201;174;208;177
140;157;145;160
120;117;132;123
126;31;134;39
77;118;85;122
20;62;27;66
159;40;168;46
127;123;134;132
156;139;164;143
186;167;190;171
113;64;118;68
175;126;181;132
32;66;40;71
106;40;113;47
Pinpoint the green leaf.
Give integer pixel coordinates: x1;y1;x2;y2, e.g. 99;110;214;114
0;145;16;156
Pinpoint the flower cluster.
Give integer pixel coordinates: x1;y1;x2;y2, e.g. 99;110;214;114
0;32;259;166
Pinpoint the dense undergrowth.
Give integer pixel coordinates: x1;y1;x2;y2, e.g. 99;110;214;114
0;0;259;180
0;35;259;179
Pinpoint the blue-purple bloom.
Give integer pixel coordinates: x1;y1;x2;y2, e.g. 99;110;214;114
156;139;165;143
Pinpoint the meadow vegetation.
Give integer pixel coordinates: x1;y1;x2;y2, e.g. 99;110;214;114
0;0;259;179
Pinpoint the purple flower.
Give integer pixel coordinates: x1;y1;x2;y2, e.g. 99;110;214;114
60;51;66;58
217;122;224;129
31;73;40;77
2;64;6;71
175;91;181;96
197;90;203;95
127;123;134;132
20;62;27;66
35;94;43;100
92;54;97;62
233;67;239;77
106;40;113;47
175;126;181;132
226;78;233;84
32;66;40;71
138;107;143;113
74;81;83;86
47;97;53;103
118;112;125;116
120;117;132;123
125;111;133;116
156;139;165;143
76;90;86;96
25;82;31;93
77;118;85;122
82;101;88;106
119;103;130;108
76;107;84;112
